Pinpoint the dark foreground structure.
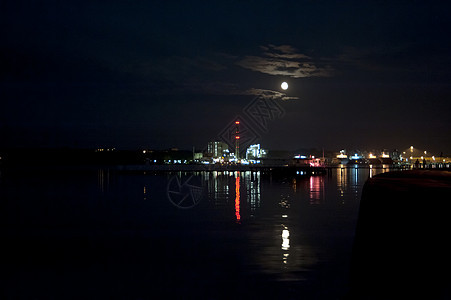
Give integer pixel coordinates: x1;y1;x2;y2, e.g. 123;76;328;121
346;170;451;299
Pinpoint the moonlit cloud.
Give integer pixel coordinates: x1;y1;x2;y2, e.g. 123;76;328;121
123;46;325;98
237;44;333;78
244;88;299;101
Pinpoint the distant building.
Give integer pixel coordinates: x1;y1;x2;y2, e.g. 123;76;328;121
380;149;390;158
331;149;349;165
207;141;229;158
391;149;400;160
246;144;267;160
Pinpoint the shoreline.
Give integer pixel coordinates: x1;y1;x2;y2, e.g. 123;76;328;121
0;163;420;174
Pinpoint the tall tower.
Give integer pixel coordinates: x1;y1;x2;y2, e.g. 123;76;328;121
235;121;240;160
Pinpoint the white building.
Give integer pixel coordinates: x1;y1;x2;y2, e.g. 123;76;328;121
207;141;229;158
246;144;267;160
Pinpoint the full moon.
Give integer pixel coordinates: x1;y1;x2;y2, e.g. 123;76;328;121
281;82;288;90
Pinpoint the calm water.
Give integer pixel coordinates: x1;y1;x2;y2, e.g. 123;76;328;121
1;166;390;299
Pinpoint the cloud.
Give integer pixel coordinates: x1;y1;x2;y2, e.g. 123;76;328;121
237;44;333;78
260;44;299;54
122;47;319;98
244;88;299;101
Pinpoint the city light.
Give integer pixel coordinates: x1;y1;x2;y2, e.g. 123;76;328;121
136;142;450;169
351;153;360;160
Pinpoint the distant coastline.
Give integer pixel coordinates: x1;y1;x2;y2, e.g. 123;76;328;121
1;147;449;171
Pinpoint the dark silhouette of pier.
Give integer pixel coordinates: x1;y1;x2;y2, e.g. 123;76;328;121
346;170;451;299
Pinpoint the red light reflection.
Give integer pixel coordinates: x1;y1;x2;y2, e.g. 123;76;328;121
235;174;240;222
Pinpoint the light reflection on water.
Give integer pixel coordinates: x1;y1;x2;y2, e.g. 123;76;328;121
103;167;388;283
164;167;383;284
235;174;240;223
309;175;324;204
97;168;109;193
0;166;394;298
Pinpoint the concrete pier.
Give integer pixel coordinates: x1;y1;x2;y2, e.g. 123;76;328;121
346;170;451;299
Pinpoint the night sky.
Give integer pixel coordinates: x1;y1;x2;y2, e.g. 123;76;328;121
1;1;450;153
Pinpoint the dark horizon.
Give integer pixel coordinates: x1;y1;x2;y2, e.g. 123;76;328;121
1;1;450;153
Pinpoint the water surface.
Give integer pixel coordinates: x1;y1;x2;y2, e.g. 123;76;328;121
1;166;389;299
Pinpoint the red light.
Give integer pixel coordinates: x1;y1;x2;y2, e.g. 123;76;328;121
235;121;240;124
